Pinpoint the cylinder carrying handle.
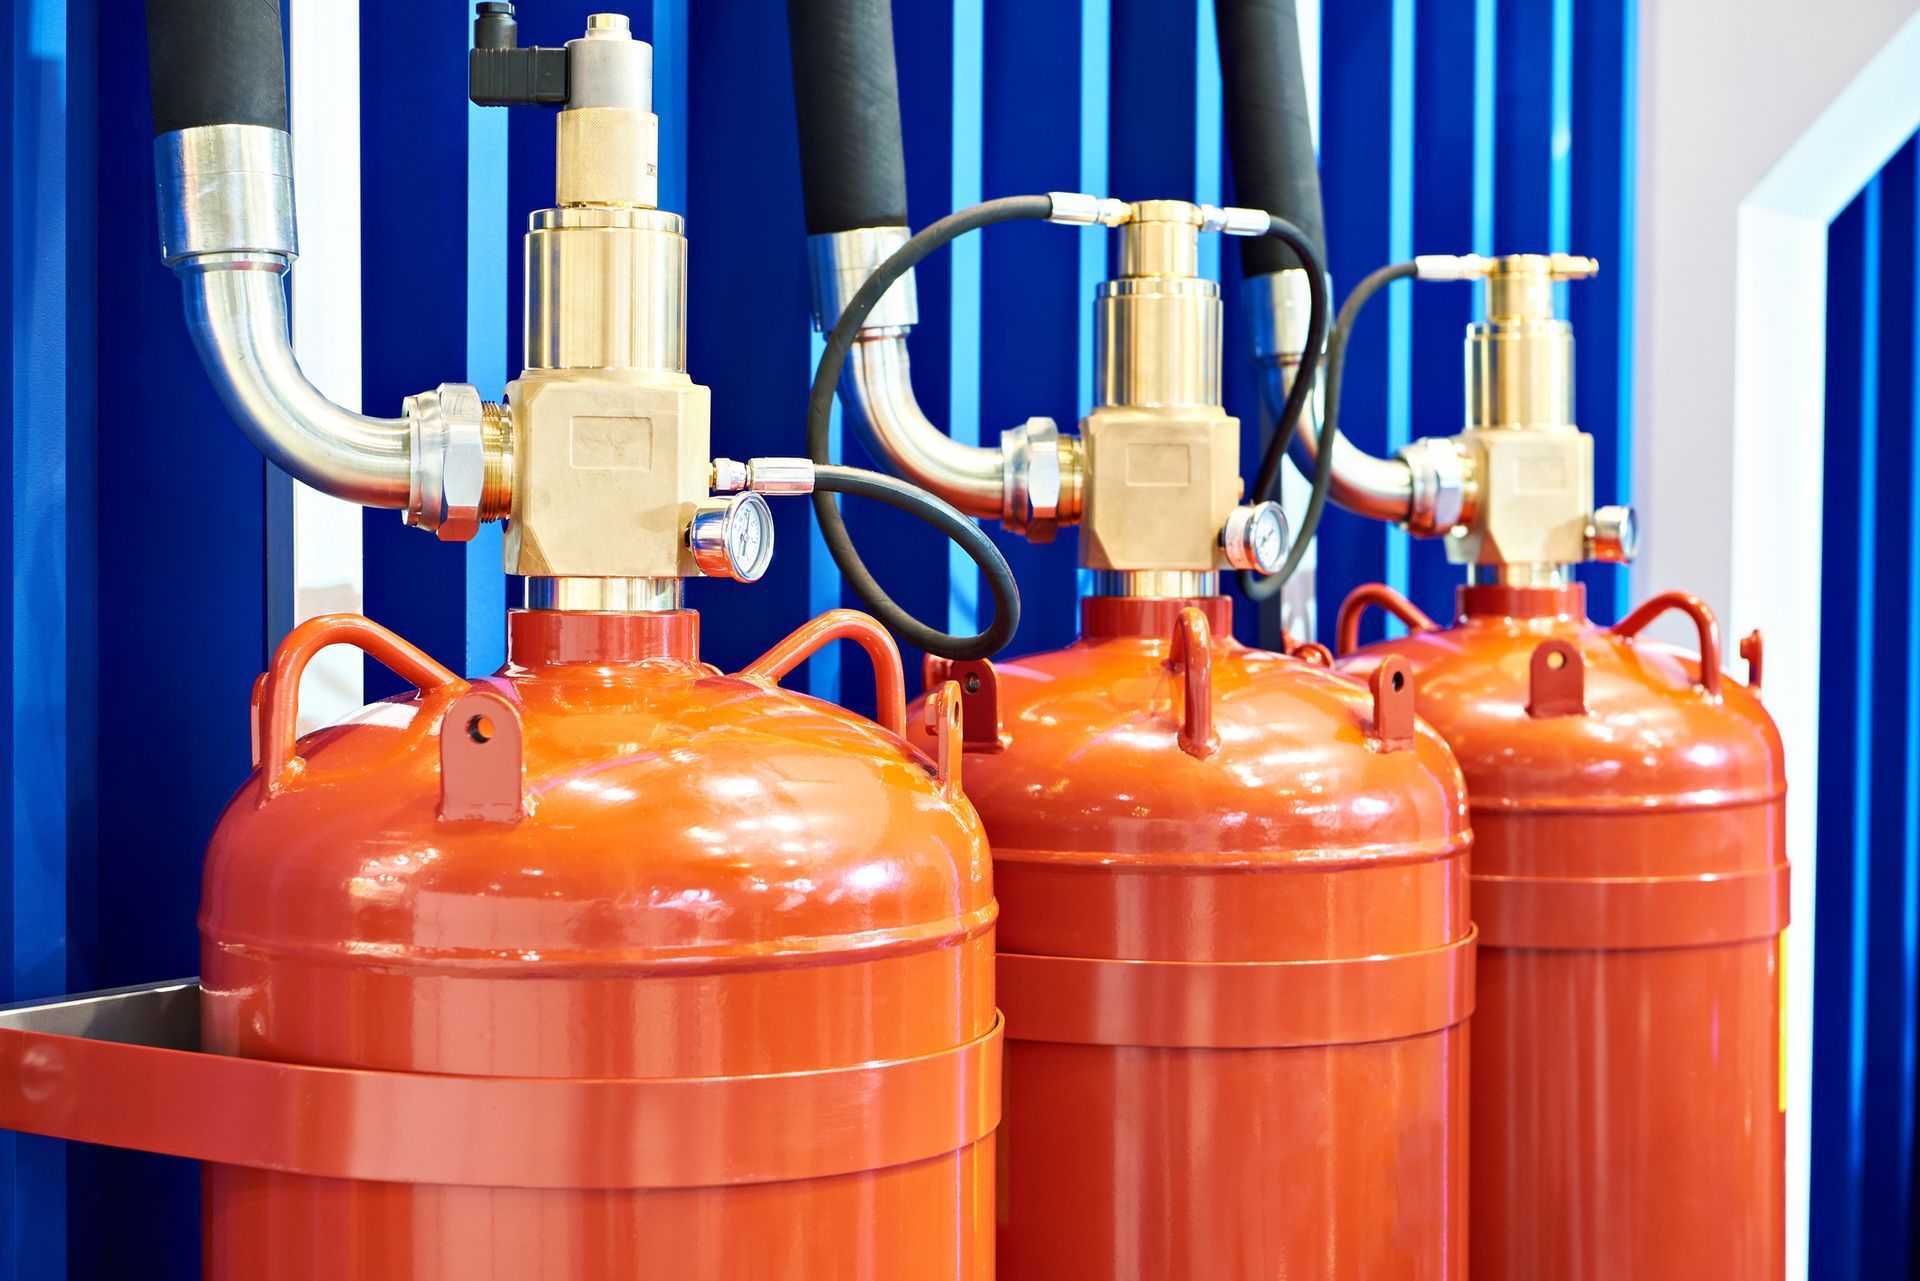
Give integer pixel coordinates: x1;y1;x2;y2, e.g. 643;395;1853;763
1611;591;1724;698
738;608;908;736
1168;606;1218;760
256;614;466;800
1335;583;1440;657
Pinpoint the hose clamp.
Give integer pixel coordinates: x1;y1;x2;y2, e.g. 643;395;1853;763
155;124;298;269
806;227;920;333
1245;268;1313;363
405;383;489;542
1398;436;1473;536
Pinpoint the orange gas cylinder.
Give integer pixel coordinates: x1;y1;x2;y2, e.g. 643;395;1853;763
1337;581;1787;1280
917;595;1473;1280
199;606;999;1279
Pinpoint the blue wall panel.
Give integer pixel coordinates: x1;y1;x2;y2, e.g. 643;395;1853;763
1814;138;1920;1281
0;3;1642;1275
1320;0;1636;640
362;3;508;693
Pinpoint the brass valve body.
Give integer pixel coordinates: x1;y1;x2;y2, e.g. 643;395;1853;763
1446;253;1598;570
499;21;714;584
1078;200;1243;575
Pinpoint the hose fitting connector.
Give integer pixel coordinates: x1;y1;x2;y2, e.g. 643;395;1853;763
1000;417;1083;544
405;384;510;541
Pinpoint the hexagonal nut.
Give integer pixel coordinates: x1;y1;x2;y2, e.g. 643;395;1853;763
1000;416;1065;543
404;383;488;542
1399;436;1472;535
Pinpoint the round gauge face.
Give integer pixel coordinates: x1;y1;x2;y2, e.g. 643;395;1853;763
1249;503;1288;574
726;493;775;582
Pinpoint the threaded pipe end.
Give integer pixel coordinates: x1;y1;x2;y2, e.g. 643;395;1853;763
480;401;514;522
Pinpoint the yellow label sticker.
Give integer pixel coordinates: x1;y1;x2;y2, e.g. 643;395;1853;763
1779;927;1789;1114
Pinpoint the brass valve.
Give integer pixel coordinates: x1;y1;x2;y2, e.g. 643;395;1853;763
498;13;719;590
1437;252;1627;575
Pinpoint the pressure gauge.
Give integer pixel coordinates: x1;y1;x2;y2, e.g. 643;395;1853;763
689;492;776;582
1221;501;1290;575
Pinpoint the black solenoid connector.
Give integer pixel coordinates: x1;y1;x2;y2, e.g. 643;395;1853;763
469;3;570;107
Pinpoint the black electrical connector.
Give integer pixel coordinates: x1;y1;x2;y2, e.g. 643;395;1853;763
468;3;570;107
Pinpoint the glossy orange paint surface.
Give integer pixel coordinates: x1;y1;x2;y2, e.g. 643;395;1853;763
1339;582;1788;1281
915;596;1473;1280
200;607;998;1280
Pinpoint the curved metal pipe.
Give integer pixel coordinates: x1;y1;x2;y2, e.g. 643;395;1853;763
839;331;1004;518
182;261;412;507
811;227;1004;518
1248;269;1413;523
158;124;415;511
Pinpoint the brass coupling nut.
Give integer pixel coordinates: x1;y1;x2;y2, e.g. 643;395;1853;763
1398;435;1474;536
405;383;505;542
1000;416;1082;543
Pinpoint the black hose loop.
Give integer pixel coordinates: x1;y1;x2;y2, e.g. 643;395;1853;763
813;465;1020;662
1239;258;1416;601
807;195;1053;661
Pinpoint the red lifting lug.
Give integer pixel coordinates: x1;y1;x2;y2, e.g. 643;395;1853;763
1369;656;1418;751
926;680;964;794
947;658;1005;753
440;685;527;823
922;653;953;694
1527;638;1588;719
1741;629;1765;695
1292;639;1335;667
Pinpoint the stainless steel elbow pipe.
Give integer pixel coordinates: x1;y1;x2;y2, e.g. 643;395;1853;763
807;226;1005;519
155;124;492;537
1246;267;1417;526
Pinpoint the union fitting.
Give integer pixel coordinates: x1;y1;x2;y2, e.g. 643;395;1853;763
1398;435;1475;536
405;383;511;541
1001;417;1083;543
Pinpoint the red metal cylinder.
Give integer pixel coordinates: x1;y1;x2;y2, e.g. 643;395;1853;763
915;596;1473;1279
1338;582;1787;1280
199;607;999;1278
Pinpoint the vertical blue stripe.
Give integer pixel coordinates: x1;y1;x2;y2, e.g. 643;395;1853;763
465;100;509;674
948;0;984;637
806;329;843;699
1549;0;1574;314
1614;0;1638;519
651;0;688;214
1902;156;1920;1276
1847;174;1883;1274
1472;0;1497;254
1076;0;1109;603
1077;0;1110;415
1194;0;1222;283
1383;0;1415;624
4;2;72;1273
1472;0;1497;324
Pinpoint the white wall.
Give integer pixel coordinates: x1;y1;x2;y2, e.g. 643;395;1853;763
288;0;366;731
1634;4;1920;1276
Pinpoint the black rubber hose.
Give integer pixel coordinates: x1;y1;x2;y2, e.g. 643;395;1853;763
814;465;1020;662
1214;0;1325;276
145;0;289;136
1240;259;1417;601
1243;215;1329;515
809;194;1053;659
786;0;909;233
